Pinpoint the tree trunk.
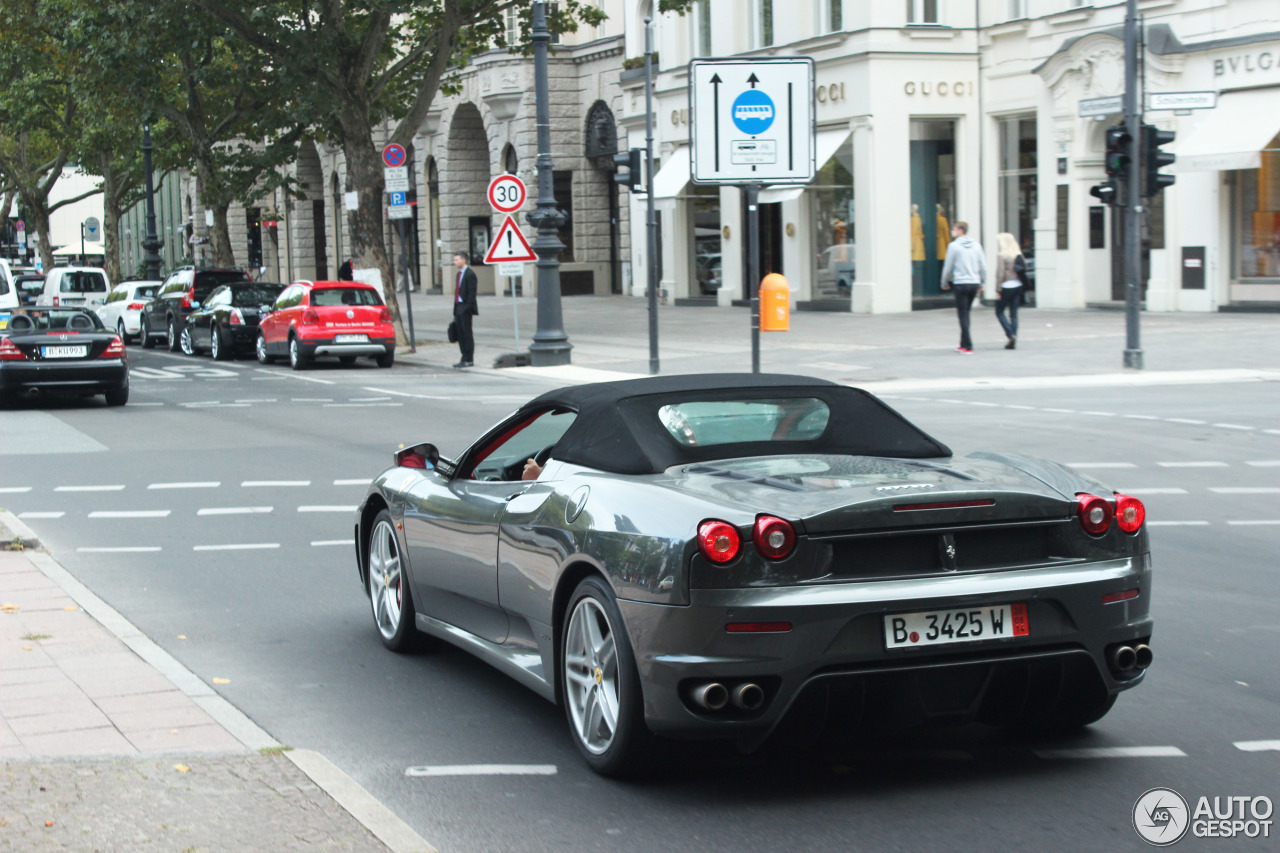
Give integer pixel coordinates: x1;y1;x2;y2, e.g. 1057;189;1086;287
28;203;54;273
99;161;123;285
193;154;235;268
342;131;407;345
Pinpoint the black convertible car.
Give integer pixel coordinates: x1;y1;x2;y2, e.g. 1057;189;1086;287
179;281;286;360
0;308;129;406
355;374;1153;775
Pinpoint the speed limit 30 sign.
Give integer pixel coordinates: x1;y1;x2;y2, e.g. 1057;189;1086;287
488;174;527;214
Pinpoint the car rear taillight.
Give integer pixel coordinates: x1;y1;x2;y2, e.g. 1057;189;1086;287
753;515;796;560
0;338;27;361
181;286;194;309
52;295;60;306
379;306;391;323
1076;493;1113;535
126;302;146;311
100;335;126;358
1114;493;1145;533
697;520;740;564
301;308;319;325
229;308;245;325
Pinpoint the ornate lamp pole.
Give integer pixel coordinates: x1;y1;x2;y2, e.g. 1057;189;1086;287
526;0;572;366
141;123;164;280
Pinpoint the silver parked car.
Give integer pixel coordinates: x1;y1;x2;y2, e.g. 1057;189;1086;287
354;374;1154;776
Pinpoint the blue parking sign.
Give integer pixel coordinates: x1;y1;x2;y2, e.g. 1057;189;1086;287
389;191;407;206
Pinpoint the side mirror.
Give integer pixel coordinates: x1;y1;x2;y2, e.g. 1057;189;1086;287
395;442;440;470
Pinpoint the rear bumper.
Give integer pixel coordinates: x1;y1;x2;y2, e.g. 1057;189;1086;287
619;555;1153;738
297;336;395;358
0;360;128;393
229;325;261;347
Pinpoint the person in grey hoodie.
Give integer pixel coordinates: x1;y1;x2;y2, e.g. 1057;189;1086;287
940;220;987;353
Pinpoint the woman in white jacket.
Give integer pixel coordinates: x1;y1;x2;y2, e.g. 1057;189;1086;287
994;232;1026;350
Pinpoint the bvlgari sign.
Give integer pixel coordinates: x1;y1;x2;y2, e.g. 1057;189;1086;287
1214;49;1279;81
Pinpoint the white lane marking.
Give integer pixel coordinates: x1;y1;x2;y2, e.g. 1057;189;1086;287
89;510;171;519
1005;405;1036;410
1147;520;1210;526
19;511;65;519
235;398;277;403
291;398;333;402
182;402;251;408
55;485;125;492
323;402;403;408
1067;463;1137;469
362;386;528;403
1266;430;1280;436
350;396;391;402
149;482;220;490
257;368;333;385
1235;740;1280;752
242;480;311;487
77;546;162;553
312;540;350;547
1119;488;1188;495
1213;423;1255;431
193;543;281;551
1211;487;1280;494
1043;408;1076;414
252;376;286;381
0;487;33;493
197;507;273;516
1165;418;1206;424
334;479;368;486
1123;414;1160;420
129;402;164;407
298;506;357;513
1157;461;1228;468
1034;746;1187;759
404;765;558;777
1246;461;1280;467
1227;520;1280;526
1079;411;1117;417
967;401;1000;407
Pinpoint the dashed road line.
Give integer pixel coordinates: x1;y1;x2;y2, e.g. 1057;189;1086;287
1235;740;1280;752
1227;520;1280;526
323;402;403;407
77;546;161;553
0;487;32;493
311;540;350;547
242;480;311;487
1120;488;1188;495
257;368;333;385
89;510;171;519
197;507;273;516
1214;423;1255;431
1034;746;1187;760
235;398;278;403
193;543;281;551
1158;461;1228;468
1211;487;1280;494
18;511;65;519
55;485;125;492
1166;418;1206;425
1147;520;1210;526
1247;461;1280;467
148;482;220;490
1067;463;1137;469
291;398;333;403
333;479;368;486
404;765;558;777
350;396;391;402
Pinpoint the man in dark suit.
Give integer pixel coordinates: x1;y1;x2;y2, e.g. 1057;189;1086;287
451;251;478;368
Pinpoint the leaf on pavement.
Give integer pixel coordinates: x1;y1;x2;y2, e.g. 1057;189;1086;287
212;677;230;684
1;603;19;613
174;764;190;773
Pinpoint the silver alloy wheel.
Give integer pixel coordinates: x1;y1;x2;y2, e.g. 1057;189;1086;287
289;337;300;367
256;333;270;363
564;595;620;755
179;326;194;355
167;320;177;349
117;320;126;343
211;326;221;359
368;520;403;640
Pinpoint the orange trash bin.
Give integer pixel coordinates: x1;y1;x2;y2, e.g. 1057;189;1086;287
759;273;790;331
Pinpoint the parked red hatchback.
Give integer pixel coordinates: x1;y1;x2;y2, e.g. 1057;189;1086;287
256;280;396;370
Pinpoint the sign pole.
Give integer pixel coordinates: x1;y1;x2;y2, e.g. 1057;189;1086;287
1123;0;1143;370
644;16;659;375
746;183;761;374
398;219;416;352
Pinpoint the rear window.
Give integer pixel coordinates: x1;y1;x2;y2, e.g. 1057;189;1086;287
194;270;251;297
231;284;285;307
59;272;108;293
310;287;382;307
132;284;159;299
657;398;831;447
6;309;105;332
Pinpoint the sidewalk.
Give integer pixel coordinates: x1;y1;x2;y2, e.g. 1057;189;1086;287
392;290;1280;390
0;511;434;853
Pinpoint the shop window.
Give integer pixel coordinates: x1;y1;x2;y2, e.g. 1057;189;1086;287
909;119;956;298
690;185;721;297
1235;131;1280;280
812;135;855;300
553;170;575;262
907;0;939;25
998;115;1037;257
504;6;519;46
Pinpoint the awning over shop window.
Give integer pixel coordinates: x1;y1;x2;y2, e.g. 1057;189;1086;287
759;127;851;203
653;146;691;198
1171;89;1280;172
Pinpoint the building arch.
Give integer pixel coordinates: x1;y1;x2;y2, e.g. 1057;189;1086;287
294;140;327;279
444;102;493;275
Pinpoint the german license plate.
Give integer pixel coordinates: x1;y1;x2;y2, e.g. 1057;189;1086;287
335;334;367;343
885;603;1029;649
43;345;88;358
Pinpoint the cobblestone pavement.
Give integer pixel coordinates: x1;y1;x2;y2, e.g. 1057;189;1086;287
0;753;388;852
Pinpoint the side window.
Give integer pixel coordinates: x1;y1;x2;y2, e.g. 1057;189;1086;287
162;279;185;298
466;409;578;481
273;286;298;310
106;285;126;304
207;287;230;307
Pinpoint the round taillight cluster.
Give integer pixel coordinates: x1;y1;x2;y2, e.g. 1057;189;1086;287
1114;493;1145;533
697;520;740;563
753;515;796;560
1076;493;1114;535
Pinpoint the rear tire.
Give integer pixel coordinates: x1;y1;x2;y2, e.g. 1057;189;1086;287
289;336;310;370
117;320;130;345
366;511;426;653
376;349;395;368
211;325;230;361
141;316;157;349
561;576;651;777
104;383;129;407
167;317;181;352
256;332;274;364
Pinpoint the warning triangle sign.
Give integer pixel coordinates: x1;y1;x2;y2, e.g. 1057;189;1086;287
484;215;537;263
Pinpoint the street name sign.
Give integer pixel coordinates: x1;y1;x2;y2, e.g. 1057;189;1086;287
689;58;815;184
496;261;525;277
484;215;537;263
384;166;409;193
1147;91;1217;111
1078;95;1123;117
488;174;527;213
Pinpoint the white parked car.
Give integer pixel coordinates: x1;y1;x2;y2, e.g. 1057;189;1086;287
95;280;161;343
0;259;17;316
35;266;111;309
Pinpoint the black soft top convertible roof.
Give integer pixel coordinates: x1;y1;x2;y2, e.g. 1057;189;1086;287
525;373;951;475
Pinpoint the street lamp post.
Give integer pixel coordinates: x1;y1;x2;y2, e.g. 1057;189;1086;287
526;0;572;366
141;123;164;280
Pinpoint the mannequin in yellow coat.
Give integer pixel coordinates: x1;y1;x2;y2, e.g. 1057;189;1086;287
911;203;925;262
936;203;951;260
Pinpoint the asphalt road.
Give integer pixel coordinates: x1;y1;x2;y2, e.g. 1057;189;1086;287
2;345;1277;852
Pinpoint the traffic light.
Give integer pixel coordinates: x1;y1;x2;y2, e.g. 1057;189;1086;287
1104;125;1131;180
1090;181;1118;206
613;148;644;192
1141;124;1177;198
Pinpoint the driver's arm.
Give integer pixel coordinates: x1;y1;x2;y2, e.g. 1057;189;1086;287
521;458;542;481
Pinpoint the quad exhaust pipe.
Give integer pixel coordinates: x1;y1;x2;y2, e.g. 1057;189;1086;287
1108;643;1154;674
